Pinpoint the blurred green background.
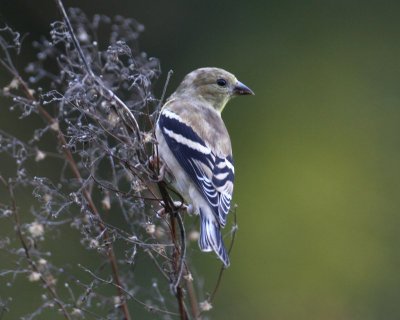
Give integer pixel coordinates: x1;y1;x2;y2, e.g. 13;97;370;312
1;0;400;319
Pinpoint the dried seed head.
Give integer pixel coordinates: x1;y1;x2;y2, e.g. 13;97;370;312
113;296;121;307
188;230;200;242
101;194;111;210
89;239;99;249
183;273;193;281
145;224;155;235
38;258;47;266
49;121;59;132
28;222;44;238
28;272;41;282
199;300;213;312
35;149;46;162
71;308;83;317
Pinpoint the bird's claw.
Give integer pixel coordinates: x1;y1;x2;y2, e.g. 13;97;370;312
148;155;167;182
156;201;192;218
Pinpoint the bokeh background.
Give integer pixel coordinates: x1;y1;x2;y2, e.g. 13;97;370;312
1;0;400;319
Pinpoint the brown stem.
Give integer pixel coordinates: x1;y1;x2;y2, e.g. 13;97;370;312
169;214;187;320
184;266;200;319
157;181;188;320
45;113;132;320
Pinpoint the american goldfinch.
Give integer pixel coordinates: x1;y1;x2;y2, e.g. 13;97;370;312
156;67;254;267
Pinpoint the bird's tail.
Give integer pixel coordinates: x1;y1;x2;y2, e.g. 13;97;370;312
199;208;230;267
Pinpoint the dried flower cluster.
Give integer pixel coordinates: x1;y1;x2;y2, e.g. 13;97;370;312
0;3;237;319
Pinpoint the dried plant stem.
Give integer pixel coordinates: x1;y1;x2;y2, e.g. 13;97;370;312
45;112;133;320
168;210;187;320
54;0;94;77
78;264;180;317
0;57;133;320
172;212;186;293
157;181;189;320
184;266;200;319
172;213;188;320
0;176;72;320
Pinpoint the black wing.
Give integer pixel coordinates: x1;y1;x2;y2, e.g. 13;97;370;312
158;110;234;226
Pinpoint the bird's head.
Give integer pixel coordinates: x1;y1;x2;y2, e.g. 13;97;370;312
173;67;254;113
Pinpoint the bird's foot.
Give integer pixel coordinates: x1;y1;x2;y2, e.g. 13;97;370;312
156;201;193;218
185;204;194;215
149;155;166;182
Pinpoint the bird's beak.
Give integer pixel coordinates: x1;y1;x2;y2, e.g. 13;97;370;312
233;81;255;96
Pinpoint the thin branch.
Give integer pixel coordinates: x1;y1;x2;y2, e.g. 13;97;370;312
172;212;186;294
54;0;94;77
157;181;189;320
184;266;200;319
78;264;180;317
156;69;173;114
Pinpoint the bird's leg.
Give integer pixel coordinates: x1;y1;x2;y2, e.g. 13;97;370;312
158;161;167;181
156;201;192;218
149;155;167;182
185;204;194;215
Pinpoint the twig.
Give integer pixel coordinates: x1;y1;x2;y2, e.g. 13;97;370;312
172;212;186;293
145;249;170;281
157;181;189;320
184;266;200;319
157;70;174;113
78;264;180;317
54;0;94;77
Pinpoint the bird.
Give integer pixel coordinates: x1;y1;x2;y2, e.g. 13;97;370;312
155;67;254;267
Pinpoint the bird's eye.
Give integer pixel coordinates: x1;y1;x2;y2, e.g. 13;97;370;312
216;78;227;87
